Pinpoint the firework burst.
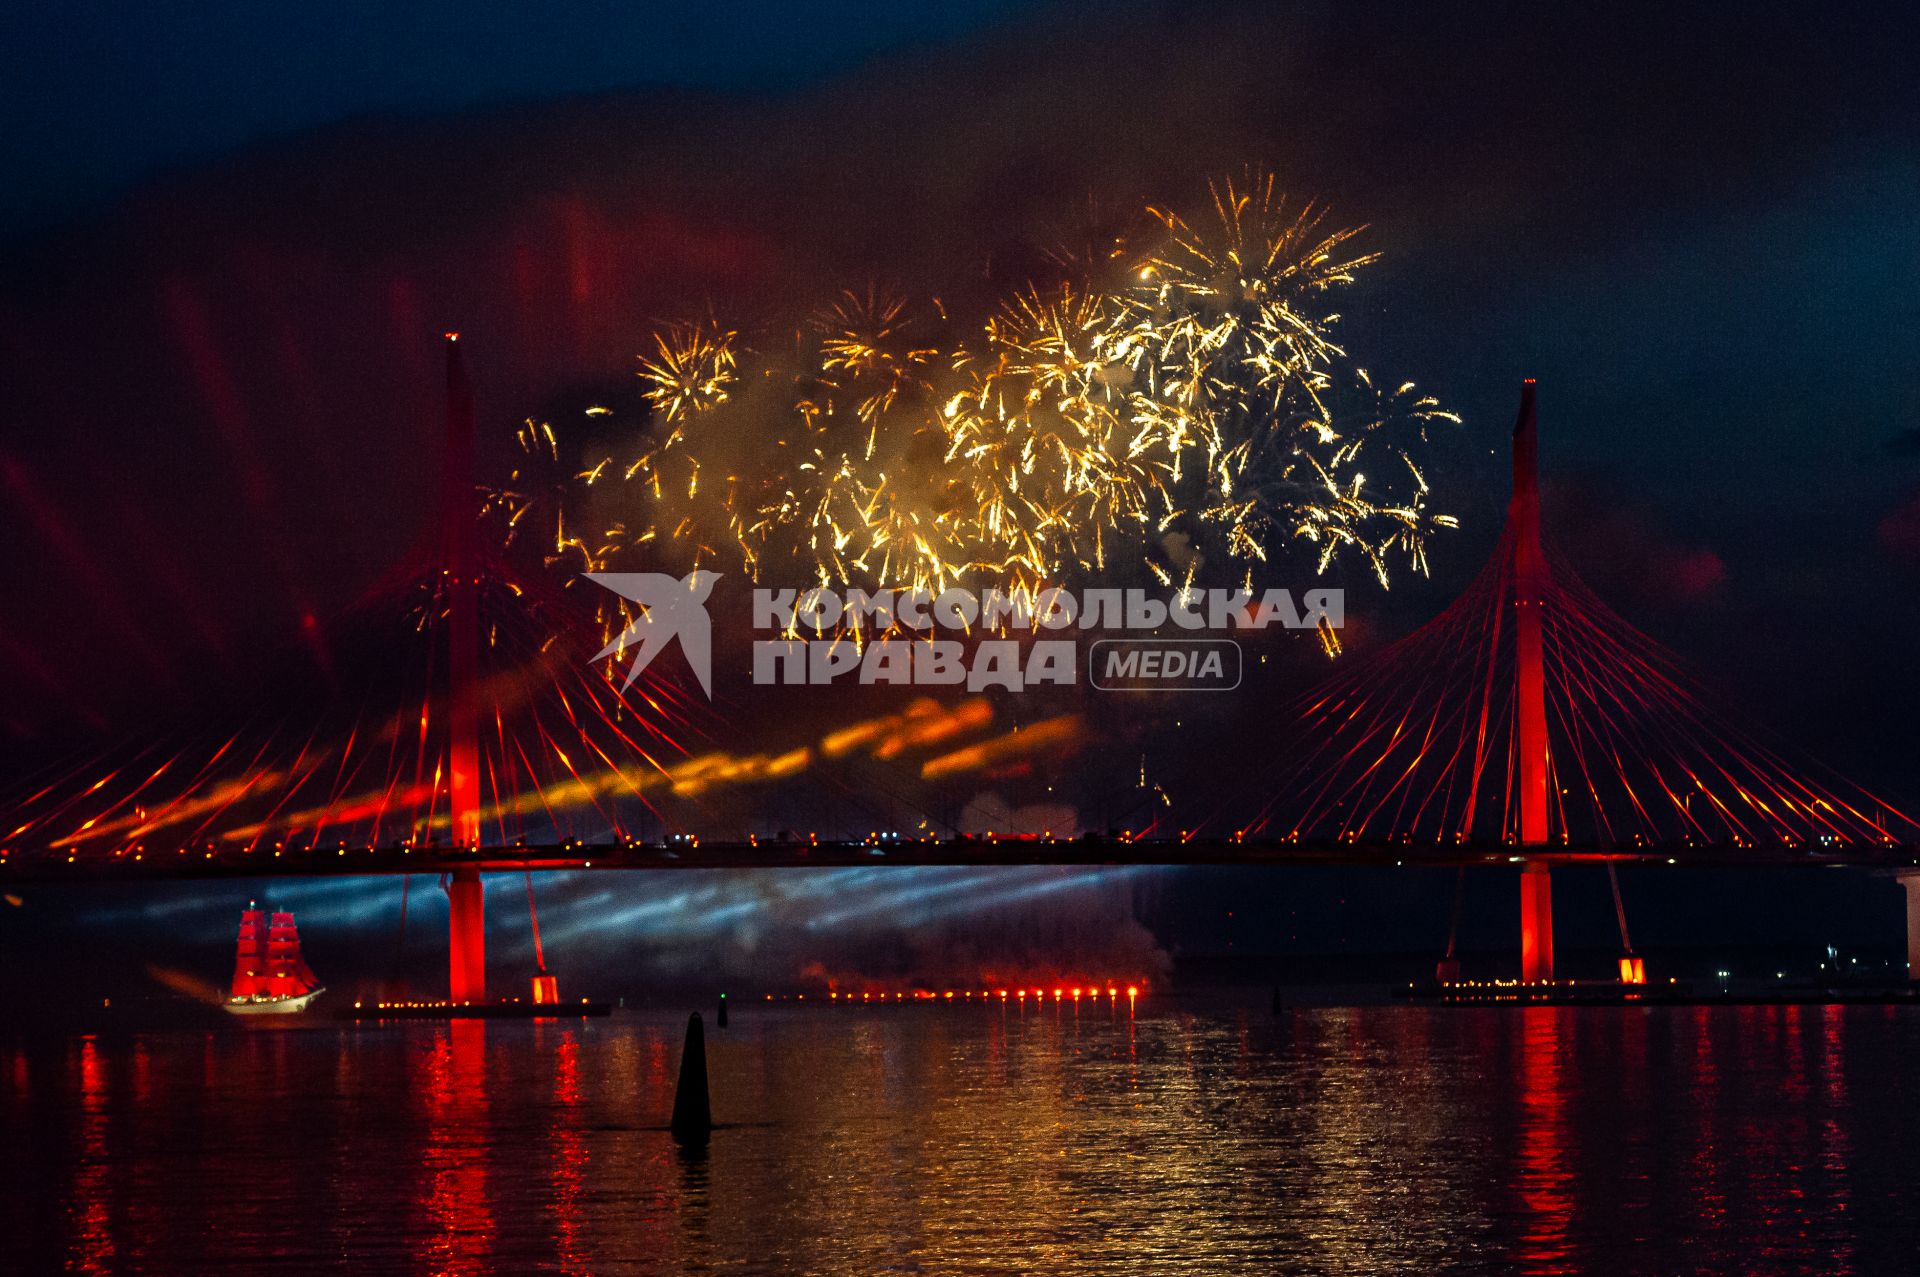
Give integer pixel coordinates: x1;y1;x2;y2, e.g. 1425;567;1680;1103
532;171;1457;633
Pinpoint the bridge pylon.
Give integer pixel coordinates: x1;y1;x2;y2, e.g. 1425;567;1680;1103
443;332;485;1001
1510;380;1555;982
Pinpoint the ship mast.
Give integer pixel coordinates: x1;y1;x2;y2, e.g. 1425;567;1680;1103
231;905;267;999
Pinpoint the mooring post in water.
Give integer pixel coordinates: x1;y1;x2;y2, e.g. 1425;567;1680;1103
670;1012;713;1143
717;991;728;1028
1271;986;1283;1016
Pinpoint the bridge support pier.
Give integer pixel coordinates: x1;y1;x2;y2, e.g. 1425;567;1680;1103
1520;863;1554;983
1898;870;1920;982
447;868;486;1002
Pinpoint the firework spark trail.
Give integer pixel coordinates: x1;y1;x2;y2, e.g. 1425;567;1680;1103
500;172;1458;626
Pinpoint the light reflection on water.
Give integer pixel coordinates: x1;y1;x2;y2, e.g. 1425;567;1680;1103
3;1001;1915;1274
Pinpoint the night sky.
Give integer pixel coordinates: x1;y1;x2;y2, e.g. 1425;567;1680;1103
2;1;1917;999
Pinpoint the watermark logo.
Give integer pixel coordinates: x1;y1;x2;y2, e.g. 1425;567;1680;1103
1089;639;1242;691
747;586;1338;691
583;580;1339;694
586;570;720;696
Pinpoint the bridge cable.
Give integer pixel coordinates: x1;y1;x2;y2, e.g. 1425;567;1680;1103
524;870;548;974
1443;866;1466;961
1606;863;1634;954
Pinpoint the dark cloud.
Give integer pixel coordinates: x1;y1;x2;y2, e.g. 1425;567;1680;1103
0;0;1915;785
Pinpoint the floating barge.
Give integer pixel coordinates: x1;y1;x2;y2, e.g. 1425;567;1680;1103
339;997;611;1021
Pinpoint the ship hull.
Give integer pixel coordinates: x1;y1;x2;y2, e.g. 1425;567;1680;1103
224;988;324;1016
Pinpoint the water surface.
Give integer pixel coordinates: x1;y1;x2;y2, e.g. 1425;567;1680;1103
4;999;1914;1273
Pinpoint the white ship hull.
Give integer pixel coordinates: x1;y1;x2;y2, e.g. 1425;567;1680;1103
223;988;324;1016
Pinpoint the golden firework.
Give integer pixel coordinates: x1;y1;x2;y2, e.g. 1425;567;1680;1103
554;172;1458;632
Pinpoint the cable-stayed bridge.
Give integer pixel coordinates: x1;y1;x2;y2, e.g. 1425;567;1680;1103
5;344;1915;997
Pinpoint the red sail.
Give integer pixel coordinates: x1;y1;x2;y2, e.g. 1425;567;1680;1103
230;909;268;998
264;911;319;996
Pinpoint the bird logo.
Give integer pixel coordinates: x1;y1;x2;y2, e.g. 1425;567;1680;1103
584;571;721;697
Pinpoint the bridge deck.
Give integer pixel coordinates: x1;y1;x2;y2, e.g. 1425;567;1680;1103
5;838;1914;883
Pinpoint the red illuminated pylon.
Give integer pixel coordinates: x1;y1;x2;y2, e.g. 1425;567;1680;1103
1510;381;1554;982
443;333;485;1002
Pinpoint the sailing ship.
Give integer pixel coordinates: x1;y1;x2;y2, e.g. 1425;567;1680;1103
224;903;324;1014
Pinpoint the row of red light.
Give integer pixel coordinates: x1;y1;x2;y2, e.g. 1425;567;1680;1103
349;997;593;1009
764;985;1142;1002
